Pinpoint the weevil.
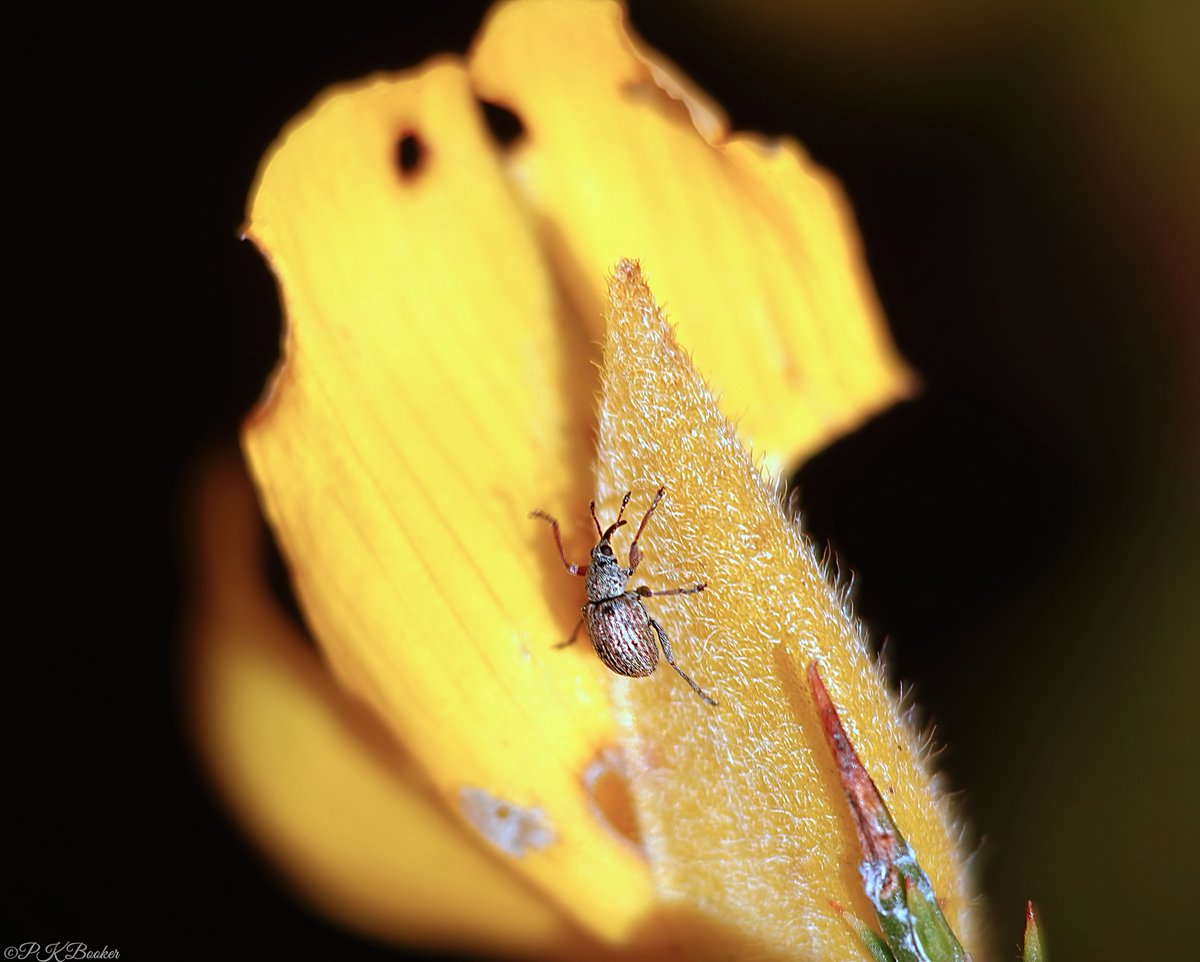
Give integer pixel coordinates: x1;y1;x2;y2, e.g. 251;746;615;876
530;487;717;705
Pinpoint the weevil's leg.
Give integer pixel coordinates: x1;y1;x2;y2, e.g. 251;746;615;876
529;510;587;576
553;617;586;649
628;486;665;572
636;582;706;598
648;617;718;706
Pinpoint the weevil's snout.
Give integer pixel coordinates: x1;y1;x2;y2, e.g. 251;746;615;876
599;519;627;544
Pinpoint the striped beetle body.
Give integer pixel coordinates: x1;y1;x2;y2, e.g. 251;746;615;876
530;487;717;705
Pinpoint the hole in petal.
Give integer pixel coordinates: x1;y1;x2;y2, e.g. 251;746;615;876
395;131;427;179
477;99;525;150
459;787;555;858
583;746;643;852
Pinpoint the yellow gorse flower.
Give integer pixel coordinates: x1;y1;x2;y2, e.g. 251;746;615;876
187;2;980;959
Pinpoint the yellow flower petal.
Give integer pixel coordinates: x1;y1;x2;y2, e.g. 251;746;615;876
590;261;980;959
236;1;930;952
470;0;915;473
242;62;658;942
185;453;595;957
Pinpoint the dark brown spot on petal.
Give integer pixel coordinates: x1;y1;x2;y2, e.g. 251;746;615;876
477;99;525;149
396;131;426;180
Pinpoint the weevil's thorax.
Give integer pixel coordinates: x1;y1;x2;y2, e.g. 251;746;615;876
585;542;630;602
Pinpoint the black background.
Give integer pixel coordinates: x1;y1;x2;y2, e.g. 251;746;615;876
12;3;1197;961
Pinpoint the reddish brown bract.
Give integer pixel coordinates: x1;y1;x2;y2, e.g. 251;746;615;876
530;487;717;705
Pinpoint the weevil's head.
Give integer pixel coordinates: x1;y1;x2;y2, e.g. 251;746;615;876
586;522;629;600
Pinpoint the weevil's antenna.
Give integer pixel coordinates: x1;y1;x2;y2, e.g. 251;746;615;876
595;492;633;543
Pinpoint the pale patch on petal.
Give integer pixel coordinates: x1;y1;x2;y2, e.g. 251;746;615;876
460;786;557;857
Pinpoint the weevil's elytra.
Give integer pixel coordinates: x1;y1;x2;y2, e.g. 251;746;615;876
530;487;717;706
